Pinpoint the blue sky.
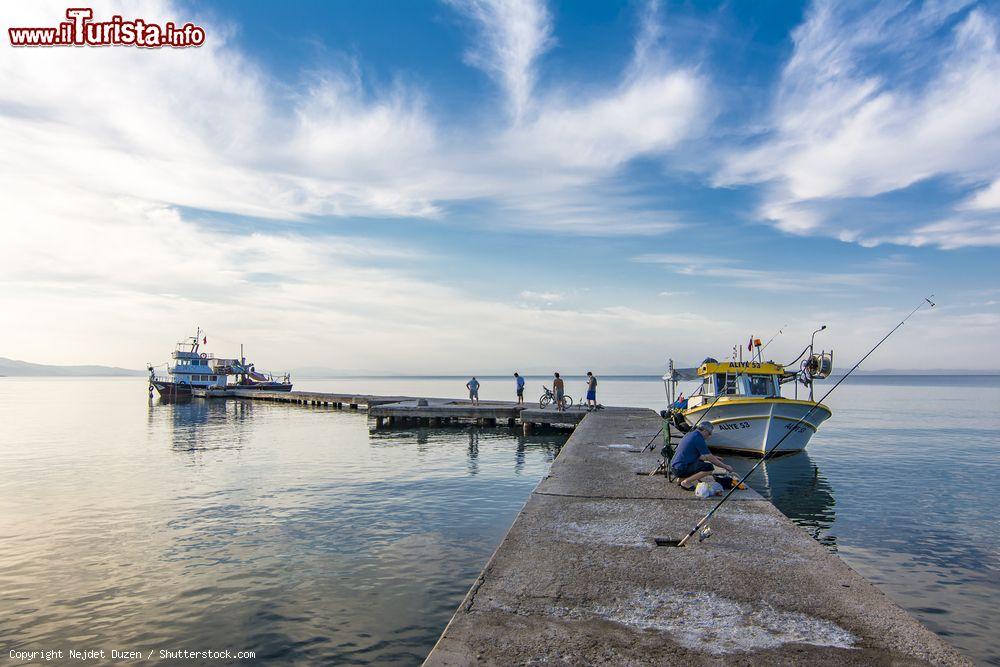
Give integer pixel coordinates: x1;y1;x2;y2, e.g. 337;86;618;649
1;0;998;372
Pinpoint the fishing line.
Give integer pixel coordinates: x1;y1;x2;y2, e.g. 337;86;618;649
646;344;765;464
759;323;788;354
677;295;936;547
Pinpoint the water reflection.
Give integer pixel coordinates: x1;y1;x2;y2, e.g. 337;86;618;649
467;430;479;475
368;424;564;475
148;397;254;458
728;451;838;550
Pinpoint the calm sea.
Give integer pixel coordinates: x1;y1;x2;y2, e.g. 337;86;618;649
0;375;997;665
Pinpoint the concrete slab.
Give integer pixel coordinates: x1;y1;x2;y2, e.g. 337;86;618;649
424;409;969;666
370;399;524;421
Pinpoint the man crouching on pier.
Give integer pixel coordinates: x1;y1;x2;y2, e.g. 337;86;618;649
670;421;734;489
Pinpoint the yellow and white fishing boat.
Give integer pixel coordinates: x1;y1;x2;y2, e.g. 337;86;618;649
663;346;834;456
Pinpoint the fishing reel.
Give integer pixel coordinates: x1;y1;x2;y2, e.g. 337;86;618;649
800;350;834;384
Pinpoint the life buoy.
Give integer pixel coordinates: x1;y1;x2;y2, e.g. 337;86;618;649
200;353;207;359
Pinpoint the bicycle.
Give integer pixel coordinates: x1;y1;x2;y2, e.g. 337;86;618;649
539;385;574;409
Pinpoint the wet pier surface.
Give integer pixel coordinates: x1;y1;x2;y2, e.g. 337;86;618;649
423;408;969;666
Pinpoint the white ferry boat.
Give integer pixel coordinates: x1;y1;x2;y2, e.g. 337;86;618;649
147;328;292;398
663;337;834;455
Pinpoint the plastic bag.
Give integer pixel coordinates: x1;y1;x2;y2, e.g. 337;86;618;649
695;481;724;498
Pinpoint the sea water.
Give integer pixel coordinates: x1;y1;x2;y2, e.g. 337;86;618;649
0;375;997;665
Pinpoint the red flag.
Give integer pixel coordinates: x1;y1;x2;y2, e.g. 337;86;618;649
747;336;753;351
203;336;207;344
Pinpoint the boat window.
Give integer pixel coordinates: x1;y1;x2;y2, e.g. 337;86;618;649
715;374;738;395
211;376;217;381
702;375;714;396
747;374;776;396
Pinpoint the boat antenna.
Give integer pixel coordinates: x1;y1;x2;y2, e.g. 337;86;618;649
677;295;936;547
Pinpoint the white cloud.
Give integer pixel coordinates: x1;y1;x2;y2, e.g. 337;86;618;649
519;290;563;302
0;0;709;239
0;170;732;371
635;253;887;294
717;2;1000;248
511;70;705;171
960;178;1000;211
447;0;553;122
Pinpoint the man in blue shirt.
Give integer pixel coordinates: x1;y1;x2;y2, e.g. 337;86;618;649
514;372;525;404
670;421;734;489
466;377;480;405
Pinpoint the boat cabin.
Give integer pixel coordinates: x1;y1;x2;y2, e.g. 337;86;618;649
169;348;226;388
687;361;785;407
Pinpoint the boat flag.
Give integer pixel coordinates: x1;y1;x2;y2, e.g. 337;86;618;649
747;336;754;351
203;336;207;344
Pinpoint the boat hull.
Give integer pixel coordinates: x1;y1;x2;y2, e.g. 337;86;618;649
682;399;832;456
150;380;192;399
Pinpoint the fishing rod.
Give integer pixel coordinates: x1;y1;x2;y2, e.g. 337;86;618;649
645;336;779;462
645;370;742;482
758;323;788;355
645;388;722;452
677;295;936;547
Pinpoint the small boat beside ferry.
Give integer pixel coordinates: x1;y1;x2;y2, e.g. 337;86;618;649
147;328;292;398
663;333;834;455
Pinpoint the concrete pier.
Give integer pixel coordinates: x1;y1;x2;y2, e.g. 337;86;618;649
215;388;600;429
424;408;968;666
368;398;525;424
231;389;414;407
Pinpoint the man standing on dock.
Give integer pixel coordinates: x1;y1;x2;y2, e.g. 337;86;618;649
466;377;480;405
553;372;565;411
514;372;525;405
585;371;598;409
670;421;734;489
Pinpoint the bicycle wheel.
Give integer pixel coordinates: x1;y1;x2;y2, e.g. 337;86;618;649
563;395;574;408
540;395;551;408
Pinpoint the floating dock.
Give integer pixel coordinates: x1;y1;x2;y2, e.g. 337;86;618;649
423;408;969;665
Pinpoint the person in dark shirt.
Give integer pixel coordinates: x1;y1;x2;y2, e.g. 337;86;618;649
670;421;734;489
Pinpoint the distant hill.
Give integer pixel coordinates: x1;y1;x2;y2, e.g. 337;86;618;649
0;357;144;377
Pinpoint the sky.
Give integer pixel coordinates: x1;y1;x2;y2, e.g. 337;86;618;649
1;0;998;374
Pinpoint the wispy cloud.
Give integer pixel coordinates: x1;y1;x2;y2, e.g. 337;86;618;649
716;2;1000;248
0;0;708;243
634;253;887;294
519;290;564;302
447;0;553;122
